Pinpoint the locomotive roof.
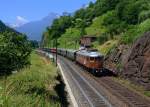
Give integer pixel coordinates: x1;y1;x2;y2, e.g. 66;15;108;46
67;49;77;52
58;48;77;52
77;50;103;57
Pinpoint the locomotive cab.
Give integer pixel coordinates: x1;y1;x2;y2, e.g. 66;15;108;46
88;55;104;75
76;50;104;75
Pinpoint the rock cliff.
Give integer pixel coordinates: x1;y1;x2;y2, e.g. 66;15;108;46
104;32;150;90
123;32;150;89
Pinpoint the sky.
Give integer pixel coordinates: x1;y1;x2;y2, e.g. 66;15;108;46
0;0;95;24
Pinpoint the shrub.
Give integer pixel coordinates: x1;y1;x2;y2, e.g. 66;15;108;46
116;0;149;24
98;33;108;45
102;10;127;35
0;53;60;107
0;32;31;75
139;10;150;23
121;19;150;44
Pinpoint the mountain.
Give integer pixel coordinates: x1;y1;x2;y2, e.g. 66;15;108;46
0;20;20;34
14;13;59;40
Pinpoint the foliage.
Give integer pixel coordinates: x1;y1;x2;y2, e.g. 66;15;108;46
121;19;150;44
97;40;118;55
98;33;108;45
58;28;81;49
102;10;127;35
42;0;150;48
116;0;150;24
139;10;150;23
0;31;31;75
30;40;39;48
0;52;60;107
48;15;73;39
41;31;50;47
85;15;107;36
94;0;120;16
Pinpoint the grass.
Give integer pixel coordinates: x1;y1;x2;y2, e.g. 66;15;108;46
113;77;150;98
96;39;118;55
0;52;61;107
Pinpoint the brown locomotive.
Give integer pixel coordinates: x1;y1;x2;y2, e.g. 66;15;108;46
76;49;104;75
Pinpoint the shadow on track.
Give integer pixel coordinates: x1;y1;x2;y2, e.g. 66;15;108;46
96;68;117;77
54;74;70;107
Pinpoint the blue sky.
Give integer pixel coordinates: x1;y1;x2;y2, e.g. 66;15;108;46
0;0;95;24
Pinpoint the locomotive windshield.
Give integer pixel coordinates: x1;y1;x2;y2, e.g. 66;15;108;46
90;57;102;61
90;57;95;61
95;56;103;61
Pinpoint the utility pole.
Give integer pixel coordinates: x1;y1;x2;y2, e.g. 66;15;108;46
55;39;58;66
65;40;66;49
52;40;55;62
75;40;77;49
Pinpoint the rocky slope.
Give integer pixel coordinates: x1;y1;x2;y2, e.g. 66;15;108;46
104;32;150;90
123;32;150;89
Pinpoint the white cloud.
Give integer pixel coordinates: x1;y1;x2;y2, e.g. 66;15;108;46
17;16;28;23
10;16;29;28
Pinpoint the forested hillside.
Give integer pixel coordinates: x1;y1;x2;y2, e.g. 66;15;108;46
41;0;150;88
0;20;31;75
41;0;150;50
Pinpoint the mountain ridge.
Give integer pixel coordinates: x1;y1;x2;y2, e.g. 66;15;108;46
13;13;59;40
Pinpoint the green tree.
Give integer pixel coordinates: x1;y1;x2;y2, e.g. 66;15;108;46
102;11;127;35
30;40;39;48
0;32;31;75
116;0;149;24
50;15;73;39
94;0;120;16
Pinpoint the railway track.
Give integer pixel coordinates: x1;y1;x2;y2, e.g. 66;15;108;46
94;77;150;107
59;56;112;107
59;56;150;107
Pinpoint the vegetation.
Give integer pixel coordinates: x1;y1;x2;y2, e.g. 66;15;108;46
121;19;150;44
0;21;32;75
58;28;81;49
96;39;118;55
30;40;39;48
41;0;150;51
0;52;60;107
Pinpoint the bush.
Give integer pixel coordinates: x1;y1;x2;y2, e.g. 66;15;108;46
98;33;108;45
116;0;149;24
139;10;150;23
0;32;31;75
121;19;150;44
0;53;60;107
102;10;128;35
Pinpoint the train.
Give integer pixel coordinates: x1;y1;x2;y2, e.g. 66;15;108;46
41;48;105;75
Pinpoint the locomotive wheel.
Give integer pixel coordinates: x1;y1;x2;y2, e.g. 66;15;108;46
99;68;104;76
92;69;97;76
94;71;97;76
